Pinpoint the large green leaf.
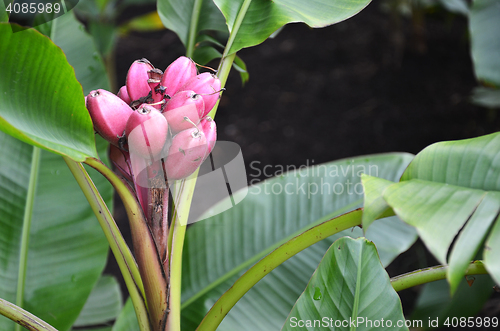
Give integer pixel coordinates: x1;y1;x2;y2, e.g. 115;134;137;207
282;237;407;331
48;11;111;95
181;153;416;330
361;174;394;229
73;275;122;328
0;1;7;23
157;0;227;47
363;132;500;292
0;132;111;331
0;23;97;161
213;0;372;55
469;0;500;87
384;180;488;265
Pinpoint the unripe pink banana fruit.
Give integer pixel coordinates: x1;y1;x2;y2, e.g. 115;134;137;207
163;90;204;134
164;127;207;180
117;86;132;104
200;116;216;156
180;72;221;118
86;89;134;146
126;59;154;102
160;56;197;98
126;105;169;159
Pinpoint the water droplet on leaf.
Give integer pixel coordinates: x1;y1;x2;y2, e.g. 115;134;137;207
313;287;322;300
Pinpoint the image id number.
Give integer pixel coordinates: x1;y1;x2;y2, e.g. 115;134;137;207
444;317;499;328
6;2;62;14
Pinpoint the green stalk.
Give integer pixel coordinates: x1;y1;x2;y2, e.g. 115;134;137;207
166;174;198;331
196;209;364;331
64;158;150;331
0;297;58;331
186;0;203;58
15;146;41;331
206;0;251;119
391;260;488;292
84;157;167;331
206;52;235;120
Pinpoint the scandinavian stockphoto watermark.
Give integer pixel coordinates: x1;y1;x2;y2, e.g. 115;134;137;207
248;160;379;198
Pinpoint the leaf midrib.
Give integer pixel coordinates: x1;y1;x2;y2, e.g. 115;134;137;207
15;146;41;331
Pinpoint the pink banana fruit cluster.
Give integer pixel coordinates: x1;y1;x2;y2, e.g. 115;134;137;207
85;57;220;183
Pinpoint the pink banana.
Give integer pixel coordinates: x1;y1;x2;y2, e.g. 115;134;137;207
86;89;134;146
160;56;197;98
126;104;169;159
180;72;221;118
163;90;205;134
117;85;132;104
126;58;154;102
200;116;216;156
164;127;207;180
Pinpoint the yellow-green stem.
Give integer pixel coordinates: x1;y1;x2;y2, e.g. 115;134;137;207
0;297;58;331
166;173;198;331
391;260;488;292
64;158;150;331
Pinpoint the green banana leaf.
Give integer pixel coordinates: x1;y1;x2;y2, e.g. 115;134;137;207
47;11;111;95
282;237;408;331
1;9;115;331
362;132;500;293
157;0;227;47
0;22;97;161
73;275;122;329
0;132;111;331
181;153;417;330
0;1;7;22
213;0;373;55
469;0;500;88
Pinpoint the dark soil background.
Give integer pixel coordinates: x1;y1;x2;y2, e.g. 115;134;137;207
109;1;500;329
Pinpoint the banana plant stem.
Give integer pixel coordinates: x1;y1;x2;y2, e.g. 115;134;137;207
0;297;58;331
84;157;168;331
64;157;150;331
206;0;250;119
15;146;41;331
390;260;488;292
166;174;198;331
196;209;364;331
